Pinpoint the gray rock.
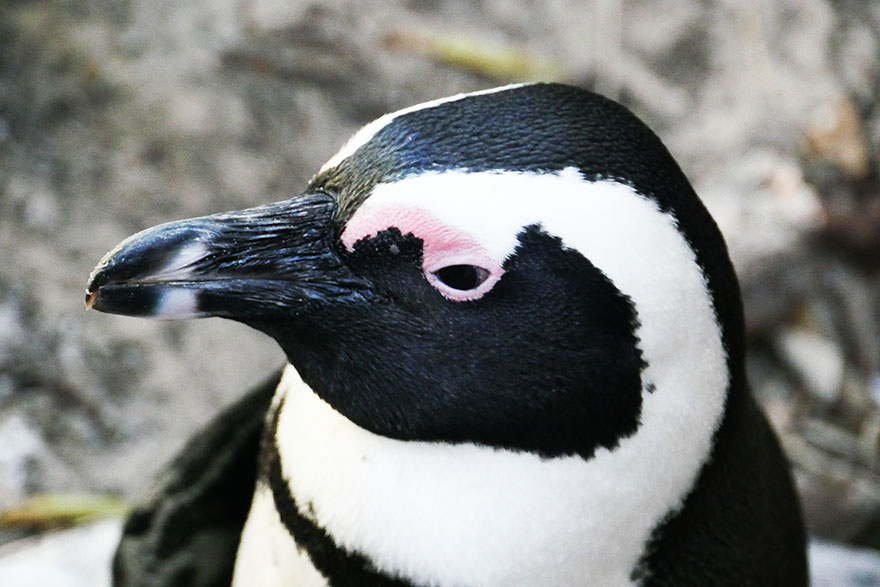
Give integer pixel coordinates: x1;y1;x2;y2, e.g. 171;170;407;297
775;328;846;404
810;539;880;587
0;519;121;587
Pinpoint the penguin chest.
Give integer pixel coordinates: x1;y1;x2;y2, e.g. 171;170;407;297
230;365;723;587
232;483;327;587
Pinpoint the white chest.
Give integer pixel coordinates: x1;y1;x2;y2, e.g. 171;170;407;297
232;362;724;587
233;482;327;587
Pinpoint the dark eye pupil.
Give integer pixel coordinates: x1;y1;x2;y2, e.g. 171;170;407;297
433;265;490;291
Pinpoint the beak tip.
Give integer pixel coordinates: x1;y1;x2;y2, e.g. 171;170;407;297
85;289;99;310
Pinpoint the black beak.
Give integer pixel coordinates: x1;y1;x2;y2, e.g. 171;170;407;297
86;192;369;321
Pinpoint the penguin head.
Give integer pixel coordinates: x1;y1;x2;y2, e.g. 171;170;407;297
87;83;743;461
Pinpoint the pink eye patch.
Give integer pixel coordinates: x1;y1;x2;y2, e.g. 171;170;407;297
341;205;504;301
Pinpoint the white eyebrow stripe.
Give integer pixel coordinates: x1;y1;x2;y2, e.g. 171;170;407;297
318;84;529;174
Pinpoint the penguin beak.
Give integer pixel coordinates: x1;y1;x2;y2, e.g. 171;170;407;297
86;192;369;320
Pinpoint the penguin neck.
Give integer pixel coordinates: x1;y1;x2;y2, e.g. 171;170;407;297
267;357;729;587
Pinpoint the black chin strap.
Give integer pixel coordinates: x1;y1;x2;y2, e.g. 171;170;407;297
263;396;415;587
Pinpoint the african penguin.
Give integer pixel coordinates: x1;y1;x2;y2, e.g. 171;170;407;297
87;82;808;586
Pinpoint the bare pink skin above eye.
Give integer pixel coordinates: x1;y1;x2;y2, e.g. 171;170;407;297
341;205;504;301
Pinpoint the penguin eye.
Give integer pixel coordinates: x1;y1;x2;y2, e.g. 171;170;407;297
432;265;491;291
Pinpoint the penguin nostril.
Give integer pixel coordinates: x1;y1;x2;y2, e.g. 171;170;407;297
433;265;490;291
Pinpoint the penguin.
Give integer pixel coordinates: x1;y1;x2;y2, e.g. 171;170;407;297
86;82;808;586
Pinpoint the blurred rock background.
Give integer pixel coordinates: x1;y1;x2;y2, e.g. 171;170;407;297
0;0;878;584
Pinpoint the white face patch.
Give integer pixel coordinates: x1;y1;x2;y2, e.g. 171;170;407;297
272;170;729;586
341;204;504;301
318;84;527;174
